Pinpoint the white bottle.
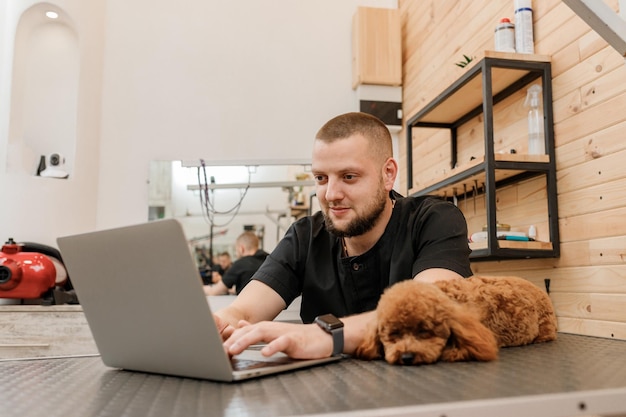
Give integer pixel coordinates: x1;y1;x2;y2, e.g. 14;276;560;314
495;18;516;53
525;84;545;155
514;0;534;53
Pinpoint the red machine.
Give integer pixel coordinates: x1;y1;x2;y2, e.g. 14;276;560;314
0;238;59;299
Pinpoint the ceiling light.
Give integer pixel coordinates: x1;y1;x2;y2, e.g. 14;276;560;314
45;11;59;19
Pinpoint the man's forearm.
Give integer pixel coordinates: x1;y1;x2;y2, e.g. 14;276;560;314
204;281;229;296
216;280;287;327
341;271;461;355
341;310;377;355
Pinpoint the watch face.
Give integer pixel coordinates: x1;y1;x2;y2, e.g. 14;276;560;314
316;314;343;330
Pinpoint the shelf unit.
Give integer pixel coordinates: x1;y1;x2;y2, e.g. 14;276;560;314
405;51;560;261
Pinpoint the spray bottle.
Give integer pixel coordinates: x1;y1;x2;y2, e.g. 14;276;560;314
525;84;545;155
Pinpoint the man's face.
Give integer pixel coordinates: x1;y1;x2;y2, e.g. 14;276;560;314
218;255;231;269
311;134;390;238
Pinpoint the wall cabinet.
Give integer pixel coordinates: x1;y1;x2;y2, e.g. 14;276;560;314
405;51;560;261
351;7;402;89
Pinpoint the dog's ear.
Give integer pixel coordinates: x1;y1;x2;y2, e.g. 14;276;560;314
441;308;499;362
354;319;383;360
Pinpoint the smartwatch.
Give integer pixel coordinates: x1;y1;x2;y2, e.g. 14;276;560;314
314;314;344;357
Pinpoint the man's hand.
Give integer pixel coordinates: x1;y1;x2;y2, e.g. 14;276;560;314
214;314;235;341
223;321;334;359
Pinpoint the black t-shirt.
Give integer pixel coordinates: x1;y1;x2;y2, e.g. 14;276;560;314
221;250;269;295
253;193;472;323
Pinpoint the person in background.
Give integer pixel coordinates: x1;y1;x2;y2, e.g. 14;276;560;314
214;112;472;360
196;247;213;285
211;252;232;284
204;232;268;296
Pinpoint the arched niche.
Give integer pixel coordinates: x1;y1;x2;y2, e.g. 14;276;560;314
7;2;78;177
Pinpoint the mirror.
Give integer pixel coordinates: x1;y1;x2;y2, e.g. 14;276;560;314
148;160;318;267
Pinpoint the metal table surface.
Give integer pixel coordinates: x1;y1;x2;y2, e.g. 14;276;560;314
1;333;625;417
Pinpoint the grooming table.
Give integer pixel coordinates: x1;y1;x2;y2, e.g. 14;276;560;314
0;333;625;417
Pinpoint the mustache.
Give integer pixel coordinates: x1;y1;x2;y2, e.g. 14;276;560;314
326;202;349;209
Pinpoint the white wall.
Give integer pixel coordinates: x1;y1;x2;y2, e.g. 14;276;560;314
0;0;105;246
96;0;362;232
0;0;397;248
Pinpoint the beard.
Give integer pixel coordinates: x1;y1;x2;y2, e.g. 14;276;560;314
323;185;388;238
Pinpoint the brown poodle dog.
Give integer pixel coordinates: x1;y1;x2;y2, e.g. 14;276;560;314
355;275;557;365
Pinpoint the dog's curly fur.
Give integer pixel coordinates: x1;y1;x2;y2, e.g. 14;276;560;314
355;276;557;365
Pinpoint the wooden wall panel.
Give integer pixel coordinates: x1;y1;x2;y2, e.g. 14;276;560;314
558;317;626;339
559;178;626;218
558;149;626;194
399;0;626;340
560;206;626;242
552;292;626;322
556;119;626;170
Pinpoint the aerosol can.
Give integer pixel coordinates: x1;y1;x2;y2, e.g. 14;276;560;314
525;84;545;155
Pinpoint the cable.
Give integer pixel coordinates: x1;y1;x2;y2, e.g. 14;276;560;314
197;159;251;228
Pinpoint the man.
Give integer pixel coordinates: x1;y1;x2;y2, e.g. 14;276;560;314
211;252;232;284
215;112;472;360
204;232;269;296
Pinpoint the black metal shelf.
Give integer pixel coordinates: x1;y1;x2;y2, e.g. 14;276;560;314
406;51;560;261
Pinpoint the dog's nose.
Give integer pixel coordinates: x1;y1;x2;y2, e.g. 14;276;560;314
401;353;414;365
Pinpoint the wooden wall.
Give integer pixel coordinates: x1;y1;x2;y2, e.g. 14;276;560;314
398;0;626;340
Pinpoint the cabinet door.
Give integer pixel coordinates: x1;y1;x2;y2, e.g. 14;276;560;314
352;7;402;89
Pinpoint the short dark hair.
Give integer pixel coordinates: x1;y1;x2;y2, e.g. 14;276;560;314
315;112;392;161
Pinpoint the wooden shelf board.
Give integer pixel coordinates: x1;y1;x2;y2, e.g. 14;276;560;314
410;154;549;197
482;50;552;63
410;51;551;125
469;240;554;251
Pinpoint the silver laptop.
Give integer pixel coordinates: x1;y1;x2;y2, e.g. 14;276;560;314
57;219;340;382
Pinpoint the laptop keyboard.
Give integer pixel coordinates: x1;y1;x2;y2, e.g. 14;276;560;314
231;357;294;371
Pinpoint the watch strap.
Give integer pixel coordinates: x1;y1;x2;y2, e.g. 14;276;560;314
329;326;344;356
315;314;344;357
